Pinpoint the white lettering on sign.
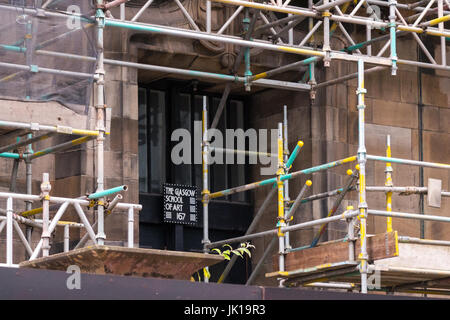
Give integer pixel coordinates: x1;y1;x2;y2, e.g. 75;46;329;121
165;195;183;203
174;188;196;197
173;204;183;211
163;184;198;225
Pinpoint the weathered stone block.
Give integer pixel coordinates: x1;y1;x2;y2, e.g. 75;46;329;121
421;73;450;108
422;106;441;132
422;131;450;164
371;99;418;129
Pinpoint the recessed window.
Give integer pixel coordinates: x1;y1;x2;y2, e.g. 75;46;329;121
138;83;250;203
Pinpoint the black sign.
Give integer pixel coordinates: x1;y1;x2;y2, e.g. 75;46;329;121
163;183;198;226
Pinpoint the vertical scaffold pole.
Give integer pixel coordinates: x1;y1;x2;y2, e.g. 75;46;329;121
6;197;13;266
246;180;311;286
25;18;33;99
128;207;134;248
322;0;331;67
389;0;398;75
202;96;211;282
283;105;291;250
41;173;51;257
366;25;372;56
346;206;356;262
308;0;314;45
438;0;447;66
276;123;286;286
308;60;316;101
64;225;70;252
243;8;252;91
288;14;294;45
356;59;368;294
25;133;33;247
120;3;126;20
95;1;106;245
385;135;393;233
206;0;212;33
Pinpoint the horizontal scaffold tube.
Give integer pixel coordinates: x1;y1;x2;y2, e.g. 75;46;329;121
0;119;101;137
20;204;58;218
31;46;450;87
88;185;128;200
211;0;386;28
368;209;450;223
0;61;93;79
397;58;450;72
315;66;386;89
289;187;347;204
33;219;84;228
0;152;20;159
367;155;450;170
399;236;450;247
0;132;55;154
209;147;278;158
314;0;354;11
21;189;127;217
28;136;95;160
104;19;325;57
251;57;320;81
0;191;142;211
35;50;311;92
210;0;318;18
205;210;360;249
304;282;355;289
0;212;42;229
0;4;93;21
209;156;357;199
366;186;450;196
366;0;448;13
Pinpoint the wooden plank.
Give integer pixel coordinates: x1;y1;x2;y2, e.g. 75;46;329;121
19;245;223;280
273;232;398;272
331;268;450;291
266;261;358;279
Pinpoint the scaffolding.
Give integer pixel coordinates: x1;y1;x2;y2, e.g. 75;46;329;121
0;0;142;268
0;0;449;296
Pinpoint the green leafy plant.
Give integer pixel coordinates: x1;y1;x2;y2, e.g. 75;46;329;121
211;242;255;261
191;242;255;282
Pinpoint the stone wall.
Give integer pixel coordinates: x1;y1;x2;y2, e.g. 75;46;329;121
247;37;450;285
0;27;141;264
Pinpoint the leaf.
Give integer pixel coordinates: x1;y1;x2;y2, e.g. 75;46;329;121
223;244;233;250
240;247;252;257
211;248;222;255
223;253;230;260
246;243;256;249
232;249;243;258
222;249;231;256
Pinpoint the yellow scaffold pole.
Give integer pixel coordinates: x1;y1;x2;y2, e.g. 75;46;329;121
385;135;393;233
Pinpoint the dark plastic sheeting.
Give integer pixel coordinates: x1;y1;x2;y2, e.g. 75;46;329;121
0;1;96;114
